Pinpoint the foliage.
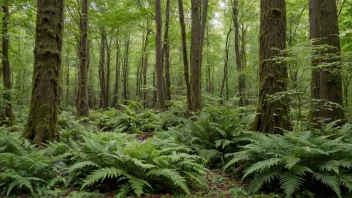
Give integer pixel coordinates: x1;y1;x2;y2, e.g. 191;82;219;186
0;129;208;197
158;106;250;167
224;129;352;198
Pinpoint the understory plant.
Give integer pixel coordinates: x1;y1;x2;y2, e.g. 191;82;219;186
158;106;248;167
0;129;208;197
224;130;352;198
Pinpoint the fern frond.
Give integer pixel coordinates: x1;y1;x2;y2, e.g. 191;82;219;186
115;183;131;198
65;161;100;173
279;173;304;197
81;167;127;189
126;175;151;196
247;171;279;194
147;169;189;194
243;158;281;179
319;160;340;174
313;173;341;198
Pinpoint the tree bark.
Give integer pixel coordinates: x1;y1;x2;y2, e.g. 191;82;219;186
2;0;14;123
233;0;247;107
99;28;107;109
309;0;321;125
177;0;192;111
251;0;292;134
112;37;120;108
22;0;64;144
106;38;112;107
122;32;130;104
317;0;345;123
190;0;202;112
163;0;171;102
77;0;89;116
155;0;166;111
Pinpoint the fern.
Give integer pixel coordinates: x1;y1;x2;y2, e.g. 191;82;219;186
81;167;128;189
147;169;190;194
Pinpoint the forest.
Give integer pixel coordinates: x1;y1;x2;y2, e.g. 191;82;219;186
0;0;352;197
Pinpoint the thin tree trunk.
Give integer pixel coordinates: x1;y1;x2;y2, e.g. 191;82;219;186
22;0;64;144
2;1;14;123
251;0;292;134
106;38;112;108
99;28;107;109
77;0;89;116
155;0;166;111
190;0;202;111
122;32;130;104
177;0;192;111
163;0;171;102
219;26;232;103
113;37;120;108
233;0;246;107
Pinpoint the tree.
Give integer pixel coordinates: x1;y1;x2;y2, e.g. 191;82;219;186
22;0;64;144
155;0;166;111
177;0;192;112
310;0;345;125
190;0;201;112
163;0;171;102
1;0;14;123
77;0;89;116
233;0;247;107
251;0;292;134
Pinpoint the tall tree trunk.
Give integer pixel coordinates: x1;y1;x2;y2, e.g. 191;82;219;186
66;48;70;106
190;0;202;112
309;0;321;125
219;27;231;103
177;0;192;111
106;38;112;107
155;0;166;111
317;0;345;123
142;25;150;108
251;0;292;134
113;37;120;108
233;0;247;107
22;0;64;144
122;32;130;104
1;1;14;123
163;0;171;102
99;28;107;109
77;0;89;116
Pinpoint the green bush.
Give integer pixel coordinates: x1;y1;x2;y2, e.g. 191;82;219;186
224;130;352;198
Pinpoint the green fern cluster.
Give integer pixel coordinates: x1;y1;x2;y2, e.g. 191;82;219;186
158;107;245;167
224;130;352;198
91;104;161;134
0;129;208;197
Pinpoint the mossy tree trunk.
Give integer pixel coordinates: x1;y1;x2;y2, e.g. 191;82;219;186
2;0;14;123
22;0;64;144
251;0;292;134
77;0;89;116
316;0;345;123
